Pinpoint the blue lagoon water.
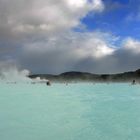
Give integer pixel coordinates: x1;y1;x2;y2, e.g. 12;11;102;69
0;83;140;140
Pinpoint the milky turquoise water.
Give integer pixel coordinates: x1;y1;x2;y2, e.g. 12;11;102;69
0;83;140;140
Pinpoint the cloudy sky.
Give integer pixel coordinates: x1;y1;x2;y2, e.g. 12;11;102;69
0;0;140;74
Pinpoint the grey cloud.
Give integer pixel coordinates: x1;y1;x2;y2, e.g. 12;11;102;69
0;0;140;75
16;32;140;74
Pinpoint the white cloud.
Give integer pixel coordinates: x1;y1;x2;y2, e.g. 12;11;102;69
81;36;115;58
91;0;104;12
0;0;104;37
123;37;140;53
65;0;87;8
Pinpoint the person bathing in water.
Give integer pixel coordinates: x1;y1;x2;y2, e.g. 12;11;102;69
46;80;51;86
132;80;136;85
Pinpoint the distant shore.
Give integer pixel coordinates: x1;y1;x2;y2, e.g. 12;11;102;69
29;69;140;83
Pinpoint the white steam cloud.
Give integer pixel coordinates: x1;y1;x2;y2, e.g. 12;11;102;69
0;66;31;83
0;62;49;83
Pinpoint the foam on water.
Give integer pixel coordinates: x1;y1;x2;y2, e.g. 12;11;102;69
0;83;140;140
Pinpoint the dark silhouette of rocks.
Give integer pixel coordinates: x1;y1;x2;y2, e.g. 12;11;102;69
29;69;140;82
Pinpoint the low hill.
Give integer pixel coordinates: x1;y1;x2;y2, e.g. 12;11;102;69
29;69;140;82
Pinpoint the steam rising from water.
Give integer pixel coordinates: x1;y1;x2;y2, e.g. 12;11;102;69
0;66;48;83
0;67;31;83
